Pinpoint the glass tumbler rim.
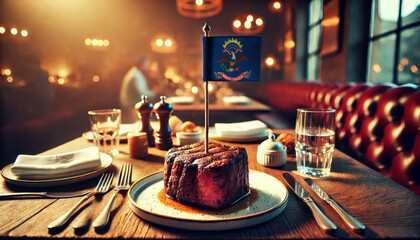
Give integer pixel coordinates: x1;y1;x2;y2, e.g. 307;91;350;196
88;108;121;115
297;108;336;113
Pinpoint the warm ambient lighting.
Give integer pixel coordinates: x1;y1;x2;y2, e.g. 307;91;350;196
176;0;222;18
244;21;251;29
322;17;340;27
93;75;100;82
195;0;203;6
372;64;381;73
151;36;177;53
191;86;199;94
57;78;65;85
184;81;193;89
269;0;282;13
85;38;110;47
165;39;172;47
400;58;409;66
411;65;418;73
232;13;264;34
0;27;5;34
48;76;56;83
172;75;180;83
208;83;214;92
265;57;275;67
10;28;18;35
21;29;28;37
7;76;13;83
246;15;254;22
2;68;12;76
285;40;295;48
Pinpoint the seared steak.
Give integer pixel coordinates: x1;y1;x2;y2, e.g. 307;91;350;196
164;142;249;209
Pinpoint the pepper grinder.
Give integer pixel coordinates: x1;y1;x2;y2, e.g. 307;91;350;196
135;95;155;147
153;96;173;150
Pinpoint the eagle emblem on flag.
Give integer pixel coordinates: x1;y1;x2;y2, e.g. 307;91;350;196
203;35;261;82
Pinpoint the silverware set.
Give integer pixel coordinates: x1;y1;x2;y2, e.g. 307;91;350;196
47;163;132;230
282;172;365;234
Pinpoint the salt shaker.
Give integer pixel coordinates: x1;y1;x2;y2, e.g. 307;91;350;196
153;96;173;150
257;133;287;167
135;95;155;147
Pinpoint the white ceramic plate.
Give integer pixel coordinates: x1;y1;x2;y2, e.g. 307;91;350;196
223;96;251;105
209;128;269;142
1;153;113;187
166;96;195;105
128;170;288;231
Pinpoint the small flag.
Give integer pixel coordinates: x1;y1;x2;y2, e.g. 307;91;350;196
203;36;262;82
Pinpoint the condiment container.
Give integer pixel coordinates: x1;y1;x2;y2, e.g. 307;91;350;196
257;133;287;167
176;131;203;146
127;132;148;159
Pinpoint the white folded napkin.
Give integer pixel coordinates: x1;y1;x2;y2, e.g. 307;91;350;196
11;146;102;179
215;120;267;137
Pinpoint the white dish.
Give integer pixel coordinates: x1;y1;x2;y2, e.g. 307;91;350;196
1;153;113;187
128;170;288;231
209;128;269;142
223;96;251;105
166;96;195;105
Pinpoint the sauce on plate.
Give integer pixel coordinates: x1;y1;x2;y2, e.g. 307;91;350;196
157;187;258;215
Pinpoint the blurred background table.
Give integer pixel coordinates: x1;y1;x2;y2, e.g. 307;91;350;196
170;96;272;126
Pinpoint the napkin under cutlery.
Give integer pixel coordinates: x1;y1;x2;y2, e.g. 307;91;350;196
215;120;267;137
11;146;102;179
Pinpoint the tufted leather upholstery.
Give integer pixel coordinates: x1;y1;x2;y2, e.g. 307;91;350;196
253;81;420;194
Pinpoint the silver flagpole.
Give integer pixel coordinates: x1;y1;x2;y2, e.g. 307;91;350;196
203;23;210;154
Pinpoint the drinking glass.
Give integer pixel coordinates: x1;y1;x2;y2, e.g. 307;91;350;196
88;109;121;156
295;108;336;177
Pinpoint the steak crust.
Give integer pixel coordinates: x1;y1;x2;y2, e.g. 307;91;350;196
164;142;249;209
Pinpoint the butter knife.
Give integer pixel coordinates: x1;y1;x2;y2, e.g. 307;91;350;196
304;178;366;233
0;191;88;199
282;173;337;234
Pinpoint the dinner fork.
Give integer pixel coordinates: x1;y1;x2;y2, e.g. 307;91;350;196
92;163;132;228
48;173;114;230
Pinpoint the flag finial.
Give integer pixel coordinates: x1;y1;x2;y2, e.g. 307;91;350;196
203;23;211;37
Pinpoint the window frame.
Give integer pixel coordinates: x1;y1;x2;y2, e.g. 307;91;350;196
367;0;420;84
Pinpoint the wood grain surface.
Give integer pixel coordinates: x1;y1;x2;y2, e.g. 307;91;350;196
1;129;419;239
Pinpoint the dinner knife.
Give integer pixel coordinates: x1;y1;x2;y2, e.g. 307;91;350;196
0;191;88;199
304;178;366;233
282;173;337;234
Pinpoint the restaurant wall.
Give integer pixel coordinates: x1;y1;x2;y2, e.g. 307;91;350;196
319;0;349;83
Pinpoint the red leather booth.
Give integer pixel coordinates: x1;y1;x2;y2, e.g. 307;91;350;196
253;81;420;194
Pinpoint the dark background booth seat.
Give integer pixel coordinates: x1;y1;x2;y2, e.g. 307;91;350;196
252;81;420;195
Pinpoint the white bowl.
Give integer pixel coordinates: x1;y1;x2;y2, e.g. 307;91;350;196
176;131;203;146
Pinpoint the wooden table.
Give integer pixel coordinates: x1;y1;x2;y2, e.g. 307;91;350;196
1;129;420;239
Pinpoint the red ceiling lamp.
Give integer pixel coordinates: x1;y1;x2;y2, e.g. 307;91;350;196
176;0;223;18
232;14;265;35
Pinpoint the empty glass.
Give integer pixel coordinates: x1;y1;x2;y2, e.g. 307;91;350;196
88;109;121;156
295;108;336;177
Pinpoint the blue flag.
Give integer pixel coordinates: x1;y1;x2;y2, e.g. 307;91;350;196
203;36;262;82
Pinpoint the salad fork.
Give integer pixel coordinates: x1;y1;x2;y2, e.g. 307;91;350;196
48;172;114;230
93;163;132;228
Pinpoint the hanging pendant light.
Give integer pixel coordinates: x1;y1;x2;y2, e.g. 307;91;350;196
232;13;265;34
176;0;223;18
